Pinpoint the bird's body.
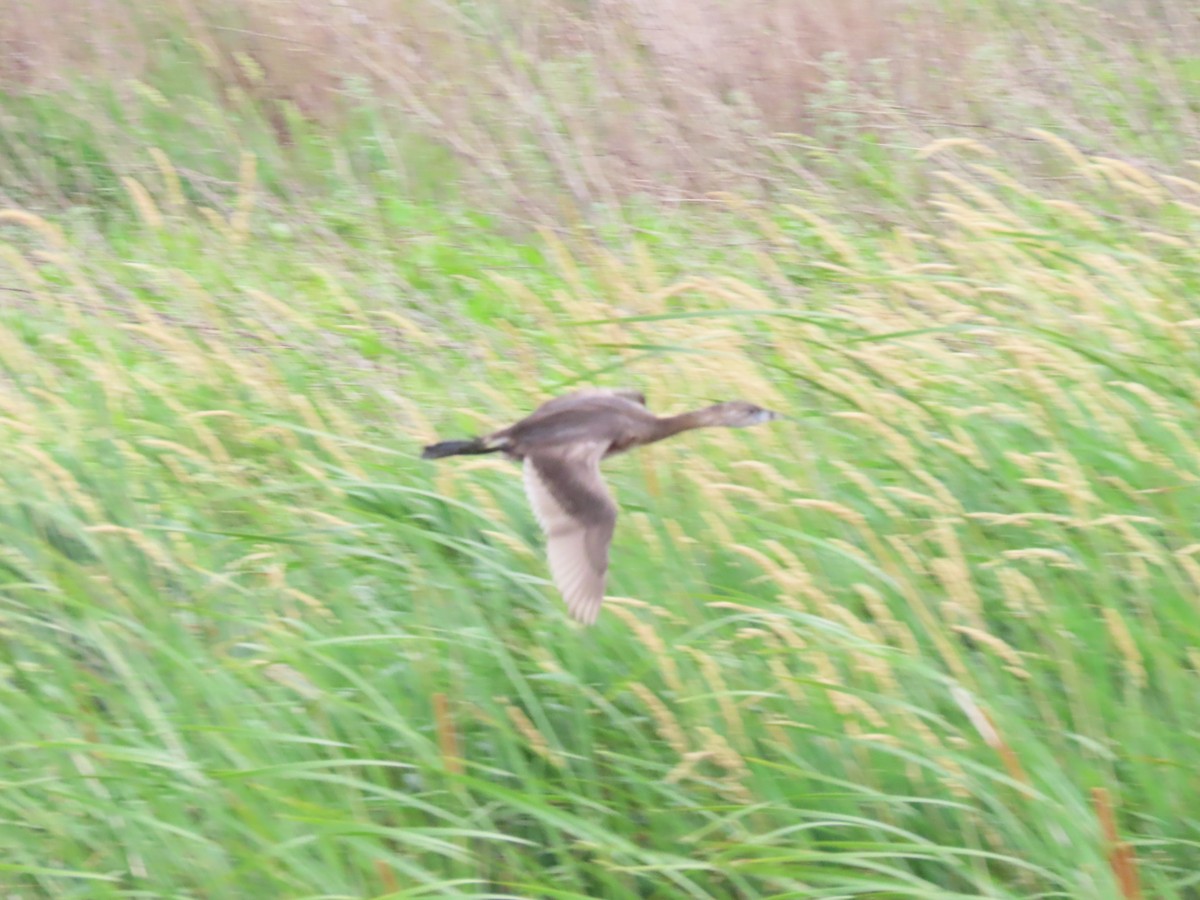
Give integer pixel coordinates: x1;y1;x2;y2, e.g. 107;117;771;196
422;389;782;624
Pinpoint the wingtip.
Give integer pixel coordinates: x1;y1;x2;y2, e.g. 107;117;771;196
566;596;602;627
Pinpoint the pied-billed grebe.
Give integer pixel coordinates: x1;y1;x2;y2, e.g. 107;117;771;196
422;388;782;625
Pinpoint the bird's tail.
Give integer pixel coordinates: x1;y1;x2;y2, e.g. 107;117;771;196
421;438;502;460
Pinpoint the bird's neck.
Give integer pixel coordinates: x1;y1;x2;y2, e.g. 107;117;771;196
647;407;718;444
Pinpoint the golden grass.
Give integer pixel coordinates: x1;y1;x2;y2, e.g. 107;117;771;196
2;126;1200;893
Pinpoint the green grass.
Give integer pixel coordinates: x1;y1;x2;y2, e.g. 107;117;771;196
3;124;1200;898
4;7;1200;895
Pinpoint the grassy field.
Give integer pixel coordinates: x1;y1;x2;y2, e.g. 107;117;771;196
3;2;1200;898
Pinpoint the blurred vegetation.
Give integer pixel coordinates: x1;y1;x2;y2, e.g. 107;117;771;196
2;1;1200;897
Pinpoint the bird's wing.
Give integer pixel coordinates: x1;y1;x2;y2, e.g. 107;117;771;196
522;442;617;625
608;389;648;407
531;389;647;417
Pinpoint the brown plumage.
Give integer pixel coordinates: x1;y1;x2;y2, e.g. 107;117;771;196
422;388;783;625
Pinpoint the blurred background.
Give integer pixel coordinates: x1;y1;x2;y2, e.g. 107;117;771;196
2;1;1199;897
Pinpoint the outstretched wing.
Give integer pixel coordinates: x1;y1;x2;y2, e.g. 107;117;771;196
530;389;648;417
608;389;648;407
522;442;617;625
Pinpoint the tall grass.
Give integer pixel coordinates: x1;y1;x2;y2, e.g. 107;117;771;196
3;123;1200;896
5;1;1200;896
3;0;1200;213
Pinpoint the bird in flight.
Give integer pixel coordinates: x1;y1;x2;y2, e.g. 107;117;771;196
422;389;783;625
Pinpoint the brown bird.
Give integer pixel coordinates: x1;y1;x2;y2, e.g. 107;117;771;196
422;389;783;625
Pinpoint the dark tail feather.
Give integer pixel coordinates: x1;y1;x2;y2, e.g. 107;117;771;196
421;438;501;460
